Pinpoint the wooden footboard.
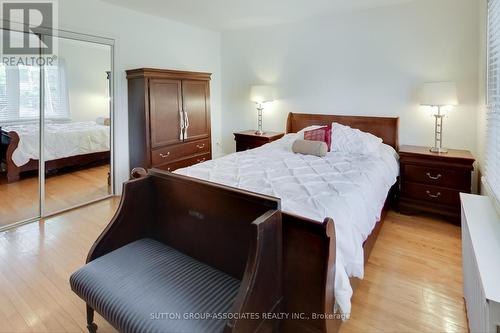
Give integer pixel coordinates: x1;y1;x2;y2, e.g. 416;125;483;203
4;131;23;182
281;210;387;333
281;213;339;333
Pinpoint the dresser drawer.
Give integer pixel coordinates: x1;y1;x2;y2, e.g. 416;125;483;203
151;139;210;166
155;153;211;172
403;164;470;190
401;182;461;207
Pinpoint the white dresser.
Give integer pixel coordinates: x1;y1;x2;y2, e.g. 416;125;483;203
461;193;500;333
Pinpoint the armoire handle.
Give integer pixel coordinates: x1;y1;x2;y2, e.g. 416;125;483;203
184;110;189;139
179;110;185;140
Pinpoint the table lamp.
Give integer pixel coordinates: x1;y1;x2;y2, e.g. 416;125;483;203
250;85;274;135
419;82;458;153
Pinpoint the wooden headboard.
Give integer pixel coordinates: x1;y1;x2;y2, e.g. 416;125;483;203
286;113;399;150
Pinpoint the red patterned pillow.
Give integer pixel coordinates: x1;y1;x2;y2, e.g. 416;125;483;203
303;125;331;152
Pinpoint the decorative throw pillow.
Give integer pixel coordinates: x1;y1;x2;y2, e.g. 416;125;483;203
303;125;332;152
292;139;328;157
297;125;324;138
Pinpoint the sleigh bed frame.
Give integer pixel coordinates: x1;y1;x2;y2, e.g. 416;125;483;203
278;113;399;332
1;129;110;183
124;113;399;333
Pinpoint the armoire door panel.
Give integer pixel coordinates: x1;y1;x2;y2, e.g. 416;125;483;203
150;79;183;148
182;80;210;141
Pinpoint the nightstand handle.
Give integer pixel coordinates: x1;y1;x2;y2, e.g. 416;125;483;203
426;172;442;180
426;190;441;198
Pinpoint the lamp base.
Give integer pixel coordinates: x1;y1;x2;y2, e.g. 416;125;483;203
255;130;264;136
430;147;448;154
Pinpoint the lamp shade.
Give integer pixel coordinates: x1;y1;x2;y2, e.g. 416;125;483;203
419;82;458;106
250;85;274;104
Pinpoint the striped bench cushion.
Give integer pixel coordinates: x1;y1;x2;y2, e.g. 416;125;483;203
70;238;241;333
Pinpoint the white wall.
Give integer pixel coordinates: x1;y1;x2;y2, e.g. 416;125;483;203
59;38;111;122
220;0;480;166
58;0;222;192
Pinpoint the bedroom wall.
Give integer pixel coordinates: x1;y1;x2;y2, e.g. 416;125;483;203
59;39;111;123
220;0;480;166
57;0;222;192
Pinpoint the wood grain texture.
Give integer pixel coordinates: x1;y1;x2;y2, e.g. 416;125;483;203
81;170;283;333
286;113;399;150
399;145;475;223
0;198;120;333
0;201;467;333
340;212;467;333
127;68;212;172
0;165;111;227
126;68;211;81
399;145;475;164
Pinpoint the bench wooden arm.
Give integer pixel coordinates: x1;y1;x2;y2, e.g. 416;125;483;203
86;174;154;263
225;209;283;333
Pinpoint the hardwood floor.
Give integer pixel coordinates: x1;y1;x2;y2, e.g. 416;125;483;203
0;200;467;333
0;198;120;333
0;165;110;228
340;213;467;333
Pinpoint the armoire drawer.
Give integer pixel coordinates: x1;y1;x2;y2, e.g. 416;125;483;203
155;153;211;172
151;139;210;166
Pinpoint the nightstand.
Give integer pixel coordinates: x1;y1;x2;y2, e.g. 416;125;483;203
234;130;285;152
398;145;475;223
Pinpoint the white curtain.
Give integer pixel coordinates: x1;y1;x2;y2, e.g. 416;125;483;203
486;0;500;200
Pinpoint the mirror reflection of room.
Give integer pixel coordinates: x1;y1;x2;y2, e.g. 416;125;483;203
0;34;112;227
43;38;112;216
0;30;41;227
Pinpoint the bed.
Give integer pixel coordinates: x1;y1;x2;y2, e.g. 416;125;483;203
0;121;110;183
174;112;399;332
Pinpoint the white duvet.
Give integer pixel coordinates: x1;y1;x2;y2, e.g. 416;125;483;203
175;133;399;316
3;121;110;167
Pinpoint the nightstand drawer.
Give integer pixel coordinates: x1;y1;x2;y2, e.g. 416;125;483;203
404;164;470;190
402;182;460;207
236;141;262;152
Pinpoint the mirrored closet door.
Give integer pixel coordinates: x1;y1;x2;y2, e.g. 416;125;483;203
0;29;114;230
0;30;41;227
42;36;113;216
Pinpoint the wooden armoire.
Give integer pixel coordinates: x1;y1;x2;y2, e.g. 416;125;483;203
127;68;211;172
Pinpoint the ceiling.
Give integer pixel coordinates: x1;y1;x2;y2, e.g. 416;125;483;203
101;0;413;31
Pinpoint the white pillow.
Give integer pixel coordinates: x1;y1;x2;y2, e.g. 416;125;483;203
330;122;383;154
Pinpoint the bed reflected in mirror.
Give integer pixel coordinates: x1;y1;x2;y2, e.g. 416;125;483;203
43;37;112;216
0;30;114;229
